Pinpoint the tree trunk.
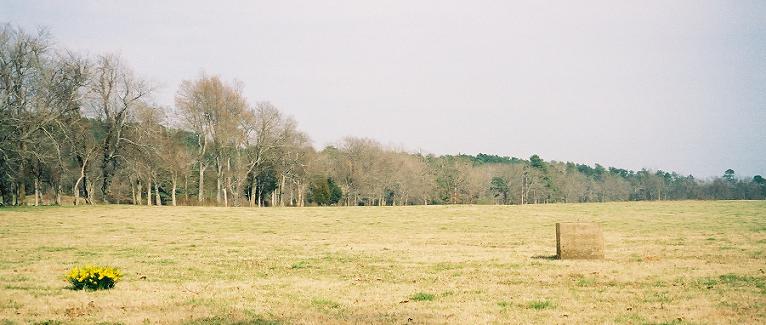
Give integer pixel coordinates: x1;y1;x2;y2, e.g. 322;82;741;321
521;175;525;205
55;183;62;206
146;176;152;206
155;182;162;206
198;162;206;204
223;185;228;207
17;157;25;206
130;177;137;204
216;175;221;205
137;180;143;205
279;173;287;207
271;190;276;207
216;157;222;205
73;180;80;206
17;181;25;205
226;158;232;207
73;161;88;206
232;183;239;207
33;177;40;206
223;175;229;208
86;179;94;204
256;177;262;207
297;186;303;207
249;183;255;207
172;174;177;206
100;132;116;204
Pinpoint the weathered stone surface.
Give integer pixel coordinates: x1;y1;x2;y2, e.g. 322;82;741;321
556;222;604;259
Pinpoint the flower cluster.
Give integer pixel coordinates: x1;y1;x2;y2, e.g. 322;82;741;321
66;265;121;290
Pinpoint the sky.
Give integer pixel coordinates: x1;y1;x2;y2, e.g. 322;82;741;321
2;0;765;178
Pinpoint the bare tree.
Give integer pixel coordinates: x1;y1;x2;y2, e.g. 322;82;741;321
391;153;434;205
161;130;193;206
0;25;89;205
272;117;310;206
244;102;284;207
176;74;248;206
86;54;150;203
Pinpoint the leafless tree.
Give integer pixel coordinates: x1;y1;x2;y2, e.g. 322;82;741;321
86;54;150;203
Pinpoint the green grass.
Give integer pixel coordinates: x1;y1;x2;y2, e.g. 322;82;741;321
410;292;435;302
32;321;63;325
718;273;766;292
527;299;555;310
0;201;765;323
289;261;309;269
310;298;341;310
575;277;596;287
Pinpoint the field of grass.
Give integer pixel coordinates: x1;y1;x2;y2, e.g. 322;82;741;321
1;201;765;324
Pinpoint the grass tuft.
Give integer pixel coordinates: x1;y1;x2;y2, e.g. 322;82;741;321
576;277;596;287
527;299;554;310
410;292;435;302
311;298;341;310
289;261;308;269
718;273;766;291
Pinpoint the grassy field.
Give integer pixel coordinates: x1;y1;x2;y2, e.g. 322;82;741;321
0;201;765;324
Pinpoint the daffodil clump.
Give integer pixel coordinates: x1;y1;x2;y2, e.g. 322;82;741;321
66;265;121;290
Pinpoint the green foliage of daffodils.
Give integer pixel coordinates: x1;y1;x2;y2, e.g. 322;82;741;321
66;265;121;290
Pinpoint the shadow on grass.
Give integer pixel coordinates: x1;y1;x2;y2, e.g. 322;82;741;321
531;255;559;260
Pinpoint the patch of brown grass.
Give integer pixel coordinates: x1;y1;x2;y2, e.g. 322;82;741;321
0;201;764;323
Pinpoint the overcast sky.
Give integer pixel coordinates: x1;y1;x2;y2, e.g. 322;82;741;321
3;0;764;177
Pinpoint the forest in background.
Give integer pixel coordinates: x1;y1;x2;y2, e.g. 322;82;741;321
2;24;765;207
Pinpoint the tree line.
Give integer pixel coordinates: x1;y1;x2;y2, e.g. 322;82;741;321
1;25;764;207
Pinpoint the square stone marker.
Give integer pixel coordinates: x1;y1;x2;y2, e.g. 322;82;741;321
556;222;604;259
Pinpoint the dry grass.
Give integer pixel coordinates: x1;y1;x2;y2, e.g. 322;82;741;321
0;201;764;324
